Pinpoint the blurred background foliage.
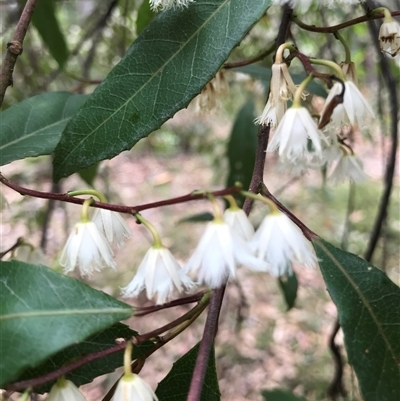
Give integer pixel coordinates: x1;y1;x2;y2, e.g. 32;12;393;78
0;1;399;400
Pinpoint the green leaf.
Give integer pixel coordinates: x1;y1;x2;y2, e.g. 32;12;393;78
226;100;257;203
31;0;69;67
0;261;134;388
313;238;400;401
17;323;155;393
77;163;99;186
234;65;328;98
136;0;155;35
261;389;307;401
156;342;220;400
179;212;214;224
278;271;298;311
0;92;88;166
53;0;272;181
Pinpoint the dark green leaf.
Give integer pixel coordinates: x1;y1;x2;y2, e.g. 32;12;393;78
313;238;400;401
234;65;327;98
179;212;214;223
261;389;307;401
77;163;99;186
0;92;88;166
53;0;272;181
17;323;155;393
226;100;257;204
278;271;298;311
156;342;220;400
31;0;69;67
136;0;155;35
0;261;134;388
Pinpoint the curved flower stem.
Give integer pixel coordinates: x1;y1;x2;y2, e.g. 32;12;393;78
0;237;24;259
275;43;297;64
134;213;163;247
240;190;279;213
334;31;351;63
208;195;223;222
0;173;241;214
309;59;345;80
293;74;313;107
80;198;94;222
68;189;107;203
291;10;400;33
123;342;133;377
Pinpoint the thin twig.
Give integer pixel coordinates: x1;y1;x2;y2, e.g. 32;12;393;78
0;237;24;259
223;44;276;69
0;0;39;106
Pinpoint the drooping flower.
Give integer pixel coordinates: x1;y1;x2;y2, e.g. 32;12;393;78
379;13;400;57
122;246;194;304
329;149;368;184
223;207;254;241
60;221;116;276
46;378;86;401
320;81;375;128
340;61;358;84
149;0;194;11
251;211;318;277
112;373;158;401
267;106;325;162
93;209;131;247
14;243;47;265
184;220;268;288
254;94;287;128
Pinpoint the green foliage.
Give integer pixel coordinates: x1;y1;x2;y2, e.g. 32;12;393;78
313;239;400;401
156;343;220;400
0;261;134;388
278;271;298;311
261;389;307;401
17;323;155;393
30;0;69;68
226;100;258;202
0;92;88;166
52;0;272;181
77;163;99;186
136;0;155;34
179;212;214;223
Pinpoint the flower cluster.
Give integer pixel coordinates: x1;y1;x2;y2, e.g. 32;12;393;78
255;42;376;184
149;0;194;11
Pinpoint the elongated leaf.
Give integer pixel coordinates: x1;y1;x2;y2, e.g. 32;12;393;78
278;271;298;311
53;0;272;181
17;323;155;393
0;261;134;388
226;100;257;203
261;389;307;401
31;0;69;67
179;212;214;223
0;92;88;166
313;239;400;401
156;342;220;400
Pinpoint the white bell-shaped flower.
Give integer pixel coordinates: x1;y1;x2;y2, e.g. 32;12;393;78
122;246;194;304
320;81;375;128
93;209;131;247
254;95;287;128
268;106;325;162
379;15;400;57
46;379;86;401
112;373;158;401
60;221;116;276
251;211;318;277
329;151;368;184
223;208;254;241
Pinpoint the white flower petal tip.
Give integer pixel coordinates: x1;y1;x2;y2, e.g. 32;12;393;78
254;96;287;128
223;208;254;241
46;379;87;401
320;81;375;128
329;153;368;184
112;374;158;401
93;209;131;247
251;212;318;277
379;18;400;57
59;221;116;276
149;0;194;11
122;247;194;305
267;107;326;162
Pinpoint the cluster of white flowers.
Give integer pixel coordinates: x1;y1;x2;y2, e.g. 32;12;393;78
378;10;400;57
271;0;365;13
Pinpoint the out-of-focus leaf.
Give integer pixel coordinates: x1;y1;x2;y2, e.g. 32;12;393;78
0;261;134;388
156;343;220;400
0;92;88;166
234;65;328;97
136;0;155;34
226;100;257;204
179;212;214;224
30;0;69;67
53;0;272;181
17;323;155;393
278;271;298;311
261;389;307;401
313;238;400;401
77;163;99;186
